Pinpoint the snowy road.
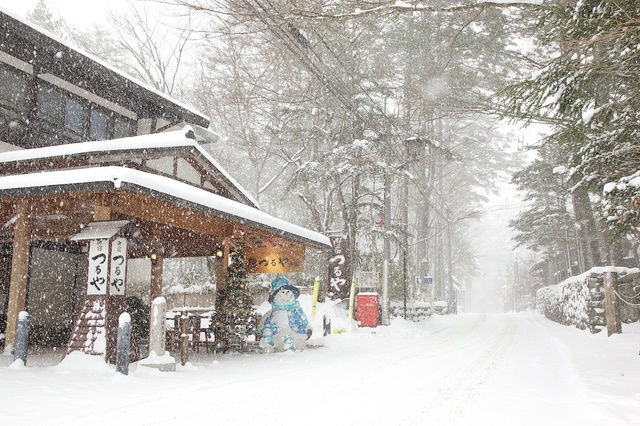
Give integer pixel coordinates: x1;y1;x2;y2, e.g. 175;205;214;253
2;312;639;425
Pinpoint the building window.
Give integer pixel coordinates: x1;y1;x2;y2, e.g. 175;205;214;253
90;108;109;140
113;115;134;139
37;86;65;123
6;76;137;145
65;97;85;135
0;67;29;144
0;67;28;110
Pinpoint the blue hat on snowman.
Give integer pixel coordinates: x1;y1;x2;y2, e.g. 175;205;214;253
268;277;300;303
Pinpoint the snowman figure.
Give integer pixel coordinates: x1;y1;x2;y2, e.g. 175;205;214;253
259;277;312;352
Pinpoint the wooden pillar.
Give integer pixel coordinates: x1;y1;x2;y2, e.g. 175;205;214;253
4;201;31;351
215;238;230;291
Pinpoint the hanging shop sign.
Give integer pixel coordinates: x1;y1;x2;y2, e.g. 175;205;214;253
246;245;305;274
327;234;352;300
87;239;109;295
73;221;131;296
109;238;128;296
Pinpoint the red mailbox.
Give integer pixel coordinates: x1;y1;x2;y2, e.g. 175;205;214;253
356;292;379;327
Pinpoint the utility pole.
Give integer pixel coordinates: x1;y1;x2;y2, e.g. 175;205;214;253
402;169;409;319
381;133;391;326
446;207;453;313
381;169;391;326
381;136;426;325
513;255;518;312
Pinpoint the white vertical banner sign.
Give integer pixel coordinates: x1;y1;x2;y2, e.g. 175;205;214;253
87;239;109;295
109;238;127;296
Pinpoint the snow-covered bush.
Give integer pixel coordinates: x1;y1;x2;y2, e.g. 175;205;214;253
390;301;433;321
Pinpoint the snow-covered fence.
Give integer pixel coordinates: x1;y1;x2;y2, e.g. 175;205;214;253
617;272;640;323
164;292;215;311
536;267;639;333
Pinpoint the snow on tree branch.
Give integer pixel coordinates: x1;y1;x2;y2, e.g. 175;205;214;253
290;1;547;20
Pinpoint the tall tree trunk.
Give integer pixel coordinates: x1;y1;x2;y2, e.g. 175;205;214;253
572;186;603;268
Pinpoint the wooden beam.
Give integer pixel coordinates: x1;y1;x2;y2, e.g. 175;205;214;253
1;192;102;240
93;205;112;221
112;191;233;239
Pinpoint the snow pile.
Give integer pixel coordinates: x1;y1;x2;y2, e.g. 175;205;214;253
299;294;356;337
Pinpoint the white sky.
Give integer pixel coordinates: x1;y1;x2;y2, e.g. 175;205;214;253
0;0;133;27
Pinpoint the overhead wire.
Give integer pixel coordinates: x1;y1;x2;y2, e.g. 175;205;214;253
243;0;376;132
244;0;409;145
307;25;403;138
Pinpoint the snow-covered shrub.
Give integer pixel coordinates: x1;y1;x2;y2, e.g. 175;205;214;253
390;302;433;321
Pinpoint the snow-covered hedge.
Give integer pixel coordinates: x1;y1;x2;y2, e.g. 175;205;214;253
536;267;638;333
390;302;433;321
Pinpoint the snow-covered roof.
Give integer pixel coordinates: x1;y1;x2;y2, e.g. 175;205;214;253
0;6;209;126
0;127;330;248
69;220;130;241
0;165;330;248
0;126;260;209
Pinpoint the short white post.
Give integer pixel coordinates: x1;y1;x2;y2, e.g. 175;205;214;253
139;297;176;372
14;311;29;365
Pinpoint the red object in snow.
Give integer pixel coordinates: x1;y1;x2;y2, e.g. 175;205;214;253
356;293;379;327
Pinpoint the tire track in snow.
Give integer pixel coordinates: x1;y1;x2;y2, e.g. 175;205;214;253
399;314;517;425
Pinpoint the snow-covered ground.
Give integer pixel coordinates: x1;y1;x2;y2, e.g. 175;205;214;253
1;307;639;426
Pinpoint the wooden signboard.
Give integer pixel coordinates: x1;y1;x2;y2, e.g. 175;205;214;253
328;234;352;299
87;239;109;295
245;245;305;273
109;238;127;296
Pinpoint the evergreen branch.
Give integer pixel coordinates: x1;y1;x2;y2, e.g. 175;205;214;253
291;1;548;20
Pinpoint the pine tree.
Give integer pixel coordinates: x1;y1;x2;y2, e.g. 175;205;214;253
502;0;640;260
209;249;258;351
509;142;579;284
502;0;640;192
26;0;63;37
